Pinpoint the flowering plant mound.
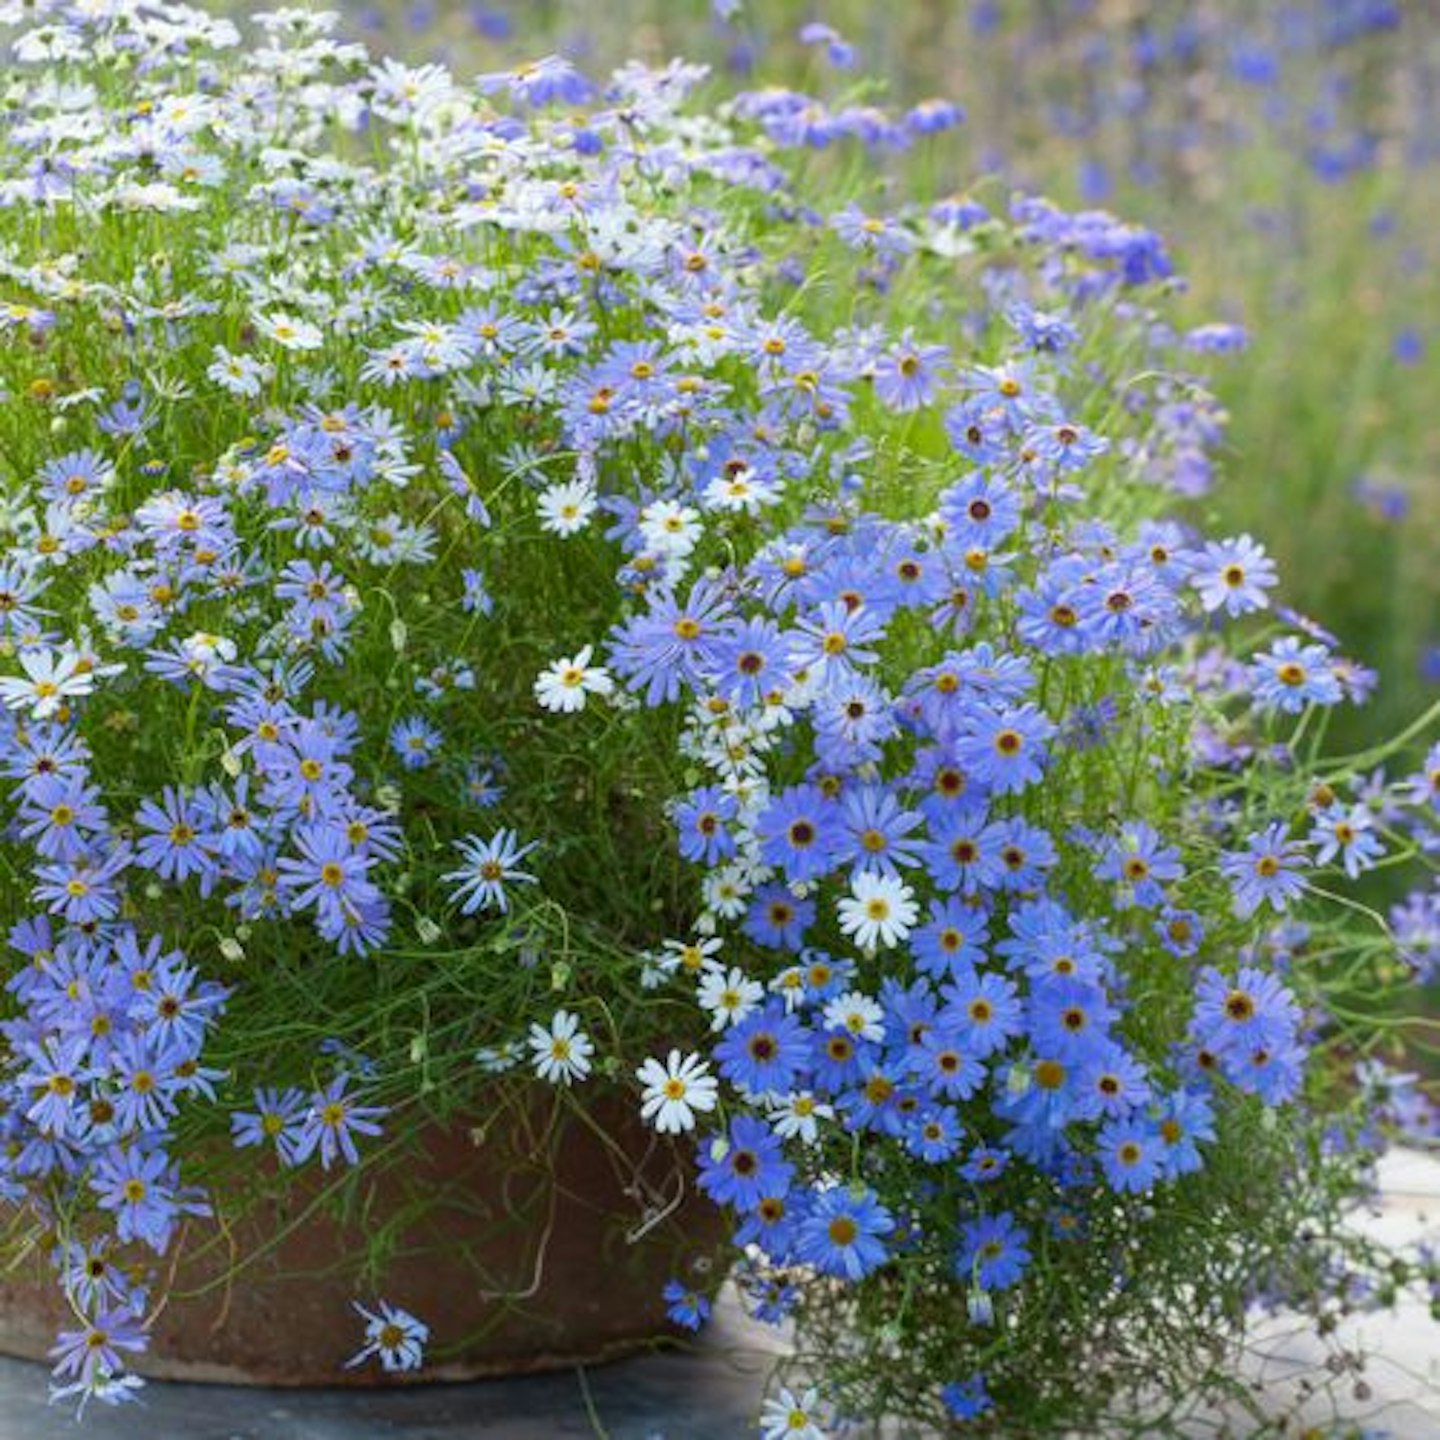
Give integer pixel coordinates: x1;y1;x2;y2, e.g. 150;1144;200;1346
0;3;1437;1433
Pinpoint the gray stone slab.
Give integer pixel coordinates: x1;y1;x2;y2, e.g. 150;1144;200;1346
0;1355;752;1438
0;1292;782;1439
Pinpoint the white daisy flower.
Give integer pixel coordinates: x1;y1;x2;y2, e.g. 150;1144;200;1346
345;1300;428;1374
836;872;918;949
760;1386;829;1439
769;966;808;1014
768;1091;833;1146
359;344;417;387
207;345;271;397
533;645;614;713
701;469;779;514
700;861;754;920
527;1008;594;1086
536;478;597;536
659;933;724;977
370;57;458;123
0;647;96;718
256;310;323;351
474;1040;522;1074
821;990;886;1043
394;318;475;370
638;498;702;558
175;631;237;680
696;965;764;1031
636;1049;718;1134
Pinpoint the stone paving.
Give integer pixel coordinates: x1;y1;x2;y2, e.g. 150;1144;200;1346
0;1148;1437;1439
0;1285;792;1440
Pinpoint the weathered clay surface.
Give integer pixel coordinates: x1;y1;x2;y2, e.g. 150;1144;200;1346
0;1089;725;1385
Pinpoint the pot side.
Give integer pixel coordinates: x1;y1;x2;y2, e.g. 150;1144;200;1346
0;1091;727;1386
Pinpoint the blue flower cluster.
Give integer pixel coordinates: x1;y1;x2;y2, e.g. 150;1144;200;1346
632;357;1333;1300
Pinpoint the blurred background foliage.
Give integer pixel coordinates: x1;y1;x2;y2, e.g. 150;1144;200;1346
312;0;1439;761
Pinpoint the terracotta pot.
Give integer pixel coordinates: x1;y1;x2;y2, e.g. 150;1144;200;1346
0;1089;726;1385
